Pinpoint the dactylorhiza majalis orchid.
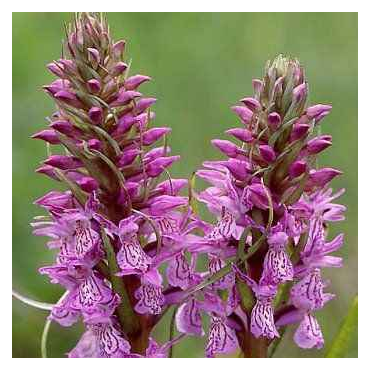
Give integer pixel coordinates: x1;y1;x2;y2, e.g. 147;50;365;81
13;13;345;358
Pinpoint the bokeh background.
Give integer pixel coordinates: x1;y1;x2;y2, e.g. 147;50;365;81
12;12;358;358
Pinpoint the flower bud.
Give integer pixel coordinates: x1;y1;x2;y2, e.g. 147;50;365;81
252;79;263;97
66;171;98;193
243;183;270;210
259;144;276;163
211;139;241;158
54;90;83;108
47;62;64;78
111;90;142;107
118;148;141;167
135;97;157;114
77;177;98;193
50;120;81;137
306;135;332;155
231;105;253;124
58;59;75;74
155;179;188;196
290;123;310;141
87;47;100;67
88;107;103;125
43;79;71;96
87;139;102;151
124;75;151;90
146;156;180;177
111;62;128;77
142;127;171;146
87;79;101;94
293;83;307;104
306;104;332;120
112;40;126;59
267;112;281;130
34;191;72;210
136;112;156;129
223;159;251;181
240;97;261;111
35;165;60;181
308;168;342;187
289;160;307;178
149;195;188;216
32;130;60;144
272;76;284;99
44;155;83;170
225;128;253;143
144;146;171;163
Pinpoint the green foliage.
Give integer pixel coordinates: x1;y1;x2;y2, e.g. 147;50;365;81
326;295;358;358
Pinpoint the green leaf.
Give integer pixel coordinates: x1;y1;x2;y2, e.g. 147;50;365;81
325;295;358;358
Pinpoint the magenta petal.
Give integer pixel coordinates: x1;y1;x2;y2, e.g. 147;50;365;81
250;299;279;340
166;252;191;289
294;313;324;349
205;316;238;357
134;283;164;315
68;329;98;358
176;299;204;336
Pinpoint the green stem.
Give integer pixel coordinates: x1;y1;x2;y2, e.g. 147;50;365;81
101;229;140;337
268;326;287;357
168;305;179;358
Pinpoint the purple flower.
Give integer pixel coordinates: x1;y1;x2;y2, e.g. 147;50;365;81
233;265;279;340
166;252;192;289
293;313;324;349
291;268;334;311
205;316;238;357
134;282;165;315
68;321;131;358
176;298;204;336
261;231;294;285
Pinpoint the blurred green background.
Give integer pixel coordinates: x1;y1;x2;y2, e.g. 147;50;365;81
12;12;358;358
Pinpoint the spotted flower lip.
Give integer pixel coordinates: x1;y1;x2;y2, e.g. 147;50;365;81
293;313;324;349
205;316;238;357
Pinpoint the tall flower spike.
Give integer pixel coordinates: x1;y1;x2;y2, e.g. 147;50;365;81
31;13;190;357
196;54;345;356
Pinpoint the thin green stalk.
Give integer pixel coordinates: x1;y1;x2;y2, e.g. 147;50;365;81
41;318;52;358
101;228;140;336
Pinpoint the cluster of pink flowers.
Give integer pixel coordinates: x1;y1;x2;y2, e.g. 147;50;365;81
29;13;345;358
